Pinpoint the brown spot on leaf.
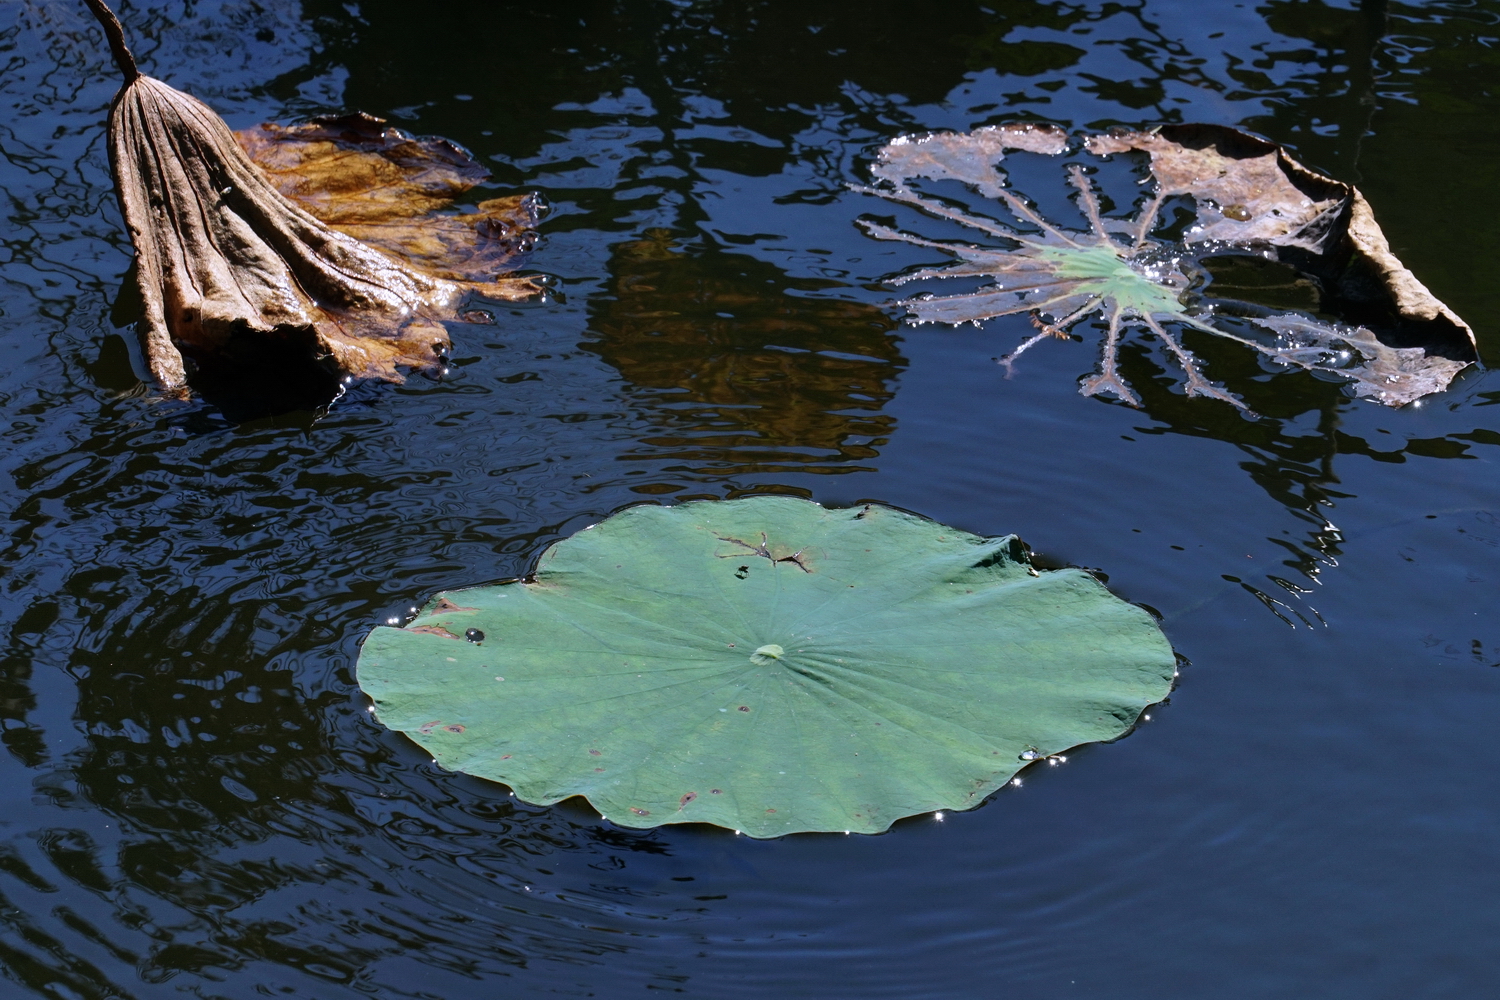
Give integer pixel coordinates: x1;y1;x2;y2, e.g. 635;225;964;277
738;706;750;712
679;792;697;810
589;749;602;756
765;808;777;814
409;625;460;640
710;789;722;795
629;807;650;816
443;724;465;734
429;596;477;614
417;721;441;734
500;754;512;759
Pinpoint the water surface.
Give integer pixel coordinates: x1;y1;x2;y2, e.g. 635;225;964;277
0;1;1497;997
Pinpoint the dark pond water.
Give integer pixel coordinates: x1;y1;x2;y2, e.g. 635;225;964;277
1;1;1498;996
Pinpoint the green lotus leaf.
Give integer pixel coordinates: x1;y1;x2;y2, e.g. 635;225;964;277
357;497;1176;837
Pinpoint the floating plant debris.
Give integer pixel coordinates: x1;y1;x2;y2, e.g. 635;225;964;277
83;0;541;393
356;497;1176;837
855;123;1477;409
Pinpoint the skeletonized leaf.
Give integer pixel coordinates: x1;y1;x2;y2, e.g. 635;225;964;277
857;122;1477;410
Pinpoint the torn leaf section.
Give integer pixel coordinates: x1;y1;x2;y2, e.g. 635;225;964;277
857;123;1476;409
870;123;1068;197
236;113;492;223
1250;314;1469;408
1086;128;1345;251
236;114;542;282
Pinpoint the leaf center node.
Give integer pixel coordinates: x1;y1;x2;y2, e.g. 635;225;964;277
750;644;785;665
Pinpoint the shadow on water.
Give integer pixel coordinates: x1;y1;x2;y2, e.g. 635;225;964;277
0;0;1496;996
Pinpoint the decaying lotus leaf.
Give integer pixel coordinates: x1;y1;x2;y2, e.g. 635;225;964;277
86;0;539;392
856;122;1477;409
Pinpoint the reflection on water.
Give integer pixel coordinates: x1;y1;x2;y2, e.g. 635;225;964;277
590;230;901;477
0;0;1496;996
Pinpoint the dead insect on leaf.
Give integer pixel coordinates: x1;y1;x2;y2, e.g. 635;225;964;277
855;122;1476;410
82;0;542;398
716;533;813;572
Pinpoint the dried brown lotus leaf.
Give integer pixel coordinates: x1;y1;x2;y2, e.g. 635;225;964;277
1086;129;1343;250
88;1;539;392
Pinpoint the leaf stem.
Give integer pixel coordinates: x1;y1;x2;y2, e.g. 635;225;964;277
1066;165;1110;244
82;0;139;84
1132;190;1166;250
1141;313;1250;412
